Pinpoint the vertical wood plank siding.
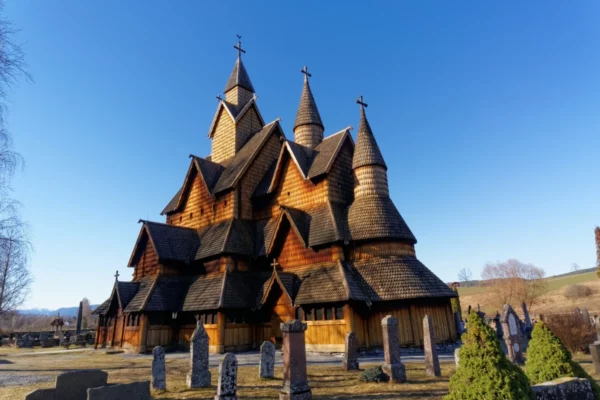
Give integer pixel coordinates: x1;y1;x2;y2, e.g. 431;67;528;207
211;108;236;164
276;227;332;269
327;141;354;205
133;240;159;280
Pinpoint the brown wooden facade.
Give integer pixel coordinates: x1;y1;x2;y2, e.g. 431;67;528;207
94;44;457;354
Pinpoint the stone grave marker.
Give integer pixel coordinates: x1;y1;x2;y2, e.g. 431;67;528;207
259;340;275;379
279;319;312;400
590;342;600;374
215;352;238;400
423;315;441;377
87;381;151;400
343;331;359;371
521;302;532;338
501;304;524;364
55;370;108;400
381;315;406;383
583;308;591;325
152;346;166;391
186;320;211;389
531;377;594;400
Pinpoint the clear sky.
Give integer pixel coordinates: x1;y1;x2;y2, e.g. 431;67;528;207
4;1;600;309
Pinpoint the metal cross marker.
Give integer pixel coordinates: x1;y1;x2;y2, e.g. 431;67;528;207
300;66;311;78
234;35;246;57
356;95;368;108
114;270;120;280
271;258;280;270
216;95;223;102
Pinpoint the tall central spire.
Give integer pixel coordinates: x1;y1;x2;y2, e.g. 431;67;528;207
293;66;324;148
224;37;255;105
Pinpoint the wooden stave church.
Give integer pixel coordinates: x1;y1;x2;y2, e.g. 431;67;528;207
93;43;457;354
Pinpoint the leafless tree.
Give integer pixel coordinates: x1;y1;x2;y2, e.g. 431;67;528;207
80;298;95;329
481;259;546;310
0;225;31;315
457;268;473;286
571;263;580;272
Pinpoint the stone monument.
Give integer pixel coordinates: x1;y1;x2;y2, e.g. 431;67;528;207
215;353;238;400
186;320;211;389
343;331;359;371
259;341;275;379
279;320;312;400
501;304;524;364
152;346;166;391
423;315;441;377
381;315;406;383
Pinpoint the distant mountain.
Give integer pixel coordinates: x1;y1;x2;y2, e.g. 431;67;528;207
19;305;99;317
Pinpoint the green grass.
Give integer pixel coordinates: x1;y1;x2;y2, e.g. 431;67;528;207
458;271;597;297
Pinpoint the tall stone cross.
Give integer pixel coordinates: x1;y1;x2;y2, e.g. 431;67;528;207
300;66;312;78
356;95;368;108
271;258;280;271
234;35;246;57
114;270;119;281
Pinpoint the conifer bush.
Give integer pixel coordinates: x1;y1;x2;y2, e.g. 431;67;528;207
525;321;600;398
359;366;389;383
446;312;534;400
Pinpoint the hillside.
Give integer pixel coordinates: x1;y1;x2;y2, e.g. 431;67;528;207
458;270;598;318
19;305;99;318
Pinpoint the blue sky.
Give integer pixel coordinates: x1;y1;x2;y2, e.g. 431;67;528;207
4;1;599;309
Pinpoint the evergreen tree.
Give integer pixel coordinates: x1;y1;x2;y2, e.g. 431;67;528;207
525;321;600;398
446;312;534;400
450;287;462;319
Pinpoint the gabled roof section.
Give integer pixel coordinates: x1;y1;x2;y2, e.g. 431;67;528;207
207;97;265;138
213;120;283;194
294;76;324;131
307;202;348;247
160;156;224;216
265;128;353;195
144;276;192;312
195;219;254;261
294;263;350;305
352;106;387;170
254;218;279;257
224;55;255;93
267;207;309;254
347;196;416;244
123;276;157;313
181;272;226;311
259;269;297;308
128;221;199;266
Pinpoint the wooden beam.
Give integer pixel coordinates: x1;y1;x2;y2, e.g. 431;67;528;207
137;314;148;354
216;311;226;354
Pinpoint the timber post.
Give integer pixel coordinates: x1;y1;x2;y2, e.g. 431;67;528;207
216;311;226;354
93;321;101;349
409;305;421;346
137;314;148;354
110;314;118;347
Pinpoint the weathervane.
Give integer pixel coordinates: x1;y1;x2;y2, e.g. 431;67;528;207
356;95;368;108
234;34;245;57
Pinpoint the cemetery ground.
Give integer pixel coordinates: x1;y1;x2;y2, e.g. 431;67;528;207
2;349;452;399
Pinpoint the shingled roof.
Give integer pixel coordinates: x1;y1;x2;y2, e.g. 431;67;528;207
294;76;323;131
351;256;457;301
224;56;254;93
128;221;199;267
195;219;254;260
347;196;416;244
352;106;387;170
123;276;157;313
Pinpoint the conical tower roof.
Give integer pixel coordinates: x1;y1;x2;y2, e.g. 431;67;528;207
352;105;387;170
224;55;255;93
294;75;324;131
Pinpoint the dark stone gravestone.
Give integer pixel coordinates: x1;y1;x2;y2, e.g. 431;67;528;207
279;320;312;400
259;341;275;379
423;315;441;377
343;331;359;371
215;352;238;400
501;304;524;364
186;320;211;389
151;346;166;391
381;315;406;383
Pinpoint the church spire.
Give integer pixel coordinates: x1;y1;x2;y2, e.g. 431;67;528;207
352;96;387;171
293;66;324;148
224;37;255;105
352;97;389;199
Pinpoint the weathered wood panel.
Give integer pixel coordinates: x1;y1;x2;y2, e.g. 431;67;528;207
146;326;172;348
235;106;263;153
327;140;354;205
224;324;252;351
133;239;159;280
211;107;236;164
305;320;346;352
276;225;332;269
122;327;140;349
272;157;328;215
351;241;416;261
178;324;220;353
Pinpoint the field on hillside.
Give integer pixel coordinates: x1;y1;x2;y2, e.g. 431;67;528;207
458;271;599;318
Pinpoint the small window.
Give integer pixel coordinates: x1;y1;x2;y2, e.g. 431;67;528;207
224;200;227;207
179;216;182;222
315;308;323;321
325;307;333;320
305;308;313;321
335;306;344;320
189;212;193;219
201;207;204;215
287;191;291;196
213;204;217;212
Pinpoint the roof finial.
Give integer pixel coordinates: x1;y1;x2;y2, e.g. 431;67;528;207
300;66;311;79
216;95;223;102
356;95;368;108
233;35;245;58
114;270;120;281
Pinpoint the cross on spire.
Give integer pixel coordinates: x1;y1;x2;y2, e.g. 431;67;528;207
356;95;368;108
271;258;280;270
216;95;223;102
114;270;120;281
300;66;311;79
233;35;246;57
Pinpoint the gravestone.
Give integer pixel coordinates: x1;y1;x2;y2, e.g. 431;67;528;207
381;315;406;383
501;304;524;364
279;319;312;400
151;346;166;391
522;302;532;338
186;320;211;388
24;388;54;400
423;315;441;377
589;342;600;374
55;370;108;400
453;311;463;337
574;307;581;320
531;377;594;400
594;316;600;342
76;301;83;335
454;347;460;368
582;308;591;325
215;353;238;400
87;381;151;400
259;341;275;379
343;331;359;371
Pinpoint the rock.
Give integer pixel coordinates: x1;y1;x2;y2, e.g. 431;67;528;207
151;346;166;391
259;341;275;379
215;353;238;400
531;377;594;400
343;332;359;371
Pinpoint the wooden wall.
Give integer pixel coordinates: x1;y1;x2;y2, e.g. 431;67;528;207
235;106;263;153
275;225;332;269
133;239;159;280
122;327;140;350
224;324;253;352
349;241;416;261
166;170;235;230
305;320;346;352
211;107;236;164
178;323;220;353
327;140;354;205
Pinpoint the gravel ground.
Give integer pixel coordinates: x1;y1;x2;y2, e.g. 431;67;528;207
0;374;54;387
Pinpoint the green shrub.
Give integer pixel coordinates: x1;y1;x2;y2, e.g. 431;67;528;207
451;287;462;319
446;312;534;400
359;366;389;383
525;321;600;398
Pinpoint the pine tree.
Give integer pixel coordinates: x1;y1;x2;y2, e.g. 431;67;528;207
446;312;534;400
525;321;600;398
